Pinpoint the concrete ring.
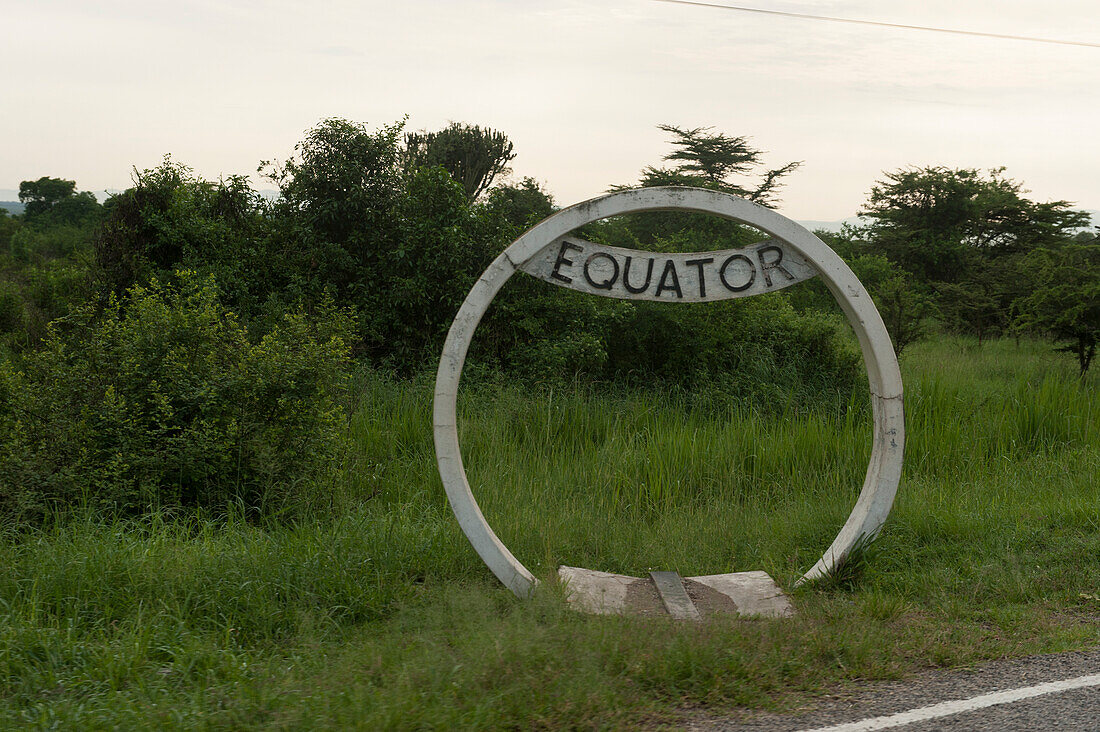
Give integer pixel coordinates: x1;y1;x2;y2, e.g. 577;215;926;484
433;187;905;597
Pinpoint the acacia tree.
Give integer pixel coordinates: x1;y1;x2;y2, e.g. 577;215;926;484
403;122;515;201
607;125;802;250
860;166;1088;284
640;124;801;206
1014;244;1100;375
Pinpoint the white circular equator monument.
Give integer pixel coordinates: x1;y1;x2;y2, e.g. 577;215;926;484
433;187;904;600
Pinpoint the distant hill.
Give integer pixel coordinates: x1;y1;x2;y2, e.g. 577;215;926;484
798;210;1099;234
0;189;22;215
796;216;866;233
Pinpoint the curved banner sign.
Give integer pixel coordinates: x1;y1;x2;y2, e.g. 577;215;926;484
518;237;816;301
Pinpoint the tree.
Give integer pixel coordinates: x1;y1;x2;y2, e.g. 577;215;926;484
933;258;1018;343
19;177;76;218
603;125;802;250
18;176;100;227
260;117;407;332
640;124;801;206
860;167;1088;284
873;274;935;356
265;117;405;253
403;122;515;201
1014;245;1100;375
264;118;511;370
485;177;555;229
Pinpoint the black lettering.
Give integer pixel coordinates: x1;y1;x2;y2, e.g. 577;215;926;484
551;240;583;283
654;259;683;298
622;256;655;294
719;254;756;292
685;257;714;298
757;244;796;288
583;252;619;290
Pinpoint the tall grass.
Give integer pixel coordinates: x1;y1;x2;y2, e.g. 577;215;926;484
342;336;1096;585
0;336;1097;728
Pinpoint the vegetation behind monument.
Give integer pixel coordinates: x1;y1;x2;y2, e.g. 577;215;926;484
0;118;1095;522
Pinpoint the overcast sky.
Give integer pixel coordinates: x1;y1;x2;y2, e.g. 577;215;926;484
3;0;1098;220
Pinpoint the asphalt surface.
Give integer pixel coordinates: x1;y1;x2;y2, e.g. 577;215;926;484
687;649;1100;731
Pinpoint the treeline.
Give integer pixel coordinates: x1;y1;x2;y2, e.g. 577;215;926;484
825;166;1098;373
0;118;1096;522
1;120;865;388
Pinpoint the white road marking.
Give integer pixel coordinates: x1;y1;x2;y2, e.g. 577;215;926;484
796;673;1100;732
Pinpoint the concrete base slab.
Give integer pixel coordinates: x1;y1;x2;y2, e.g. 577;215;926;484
556;566;658;615
690;570;794;618
558;566;793;619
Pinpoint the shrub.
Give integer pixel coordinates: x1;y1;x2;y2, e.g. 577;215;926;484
94;160;269;313
603;293;862;411
473;278;627;384
0;272;354;524
0;282;25;338
1014;244;1100;375
0;260;97;353
265;121;509;371
372;166;508;367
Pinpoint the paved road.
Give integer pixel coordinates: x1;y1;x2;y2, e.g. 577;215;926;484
687;649;1100;731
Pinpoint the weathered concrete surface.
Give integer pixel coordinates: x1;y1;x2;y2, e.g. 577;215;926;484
559;566;793;619
691;571;794;618
557;566;658;615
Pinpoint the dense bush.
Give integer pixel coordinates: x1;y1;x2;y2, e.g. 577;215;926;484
2;118;1094;537
472;278;628;383
94;160;270;313
0;259;95;353
604;294;861;401
263;120;511;369
0;272;354;523
0;210;18;254
1;186;99;356
1015;244;1100;374
78;120;867;399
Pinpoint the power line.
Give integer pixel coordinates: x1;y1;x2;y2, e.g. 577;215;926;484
651;0;1100;48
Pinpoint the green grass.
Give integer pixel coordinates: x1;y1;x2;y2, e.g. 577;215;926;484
1;337;1098;728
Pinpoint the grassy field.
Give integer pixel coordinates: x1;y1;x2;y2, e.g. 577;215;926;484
1;337;1098;729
